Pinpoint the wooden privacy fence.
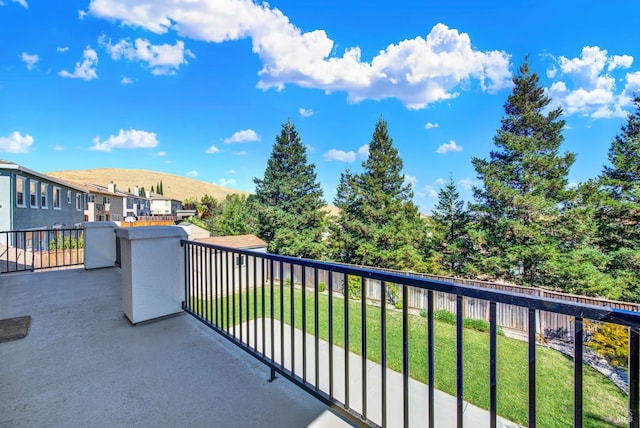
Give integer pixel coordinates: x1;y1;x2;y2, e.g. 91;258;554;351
268;262;640;341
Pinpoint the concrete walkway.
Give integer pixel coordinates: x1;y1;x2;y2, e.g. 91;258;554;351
237;318;522;428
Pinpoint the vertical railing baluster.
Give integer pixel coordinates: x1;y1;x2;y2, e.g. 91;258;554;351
302;266;307;383
290;263;295;375
225;251;230;334
207;247;212;324
361;276;368;420
529;308;537;428
238;252;243;342
246;253;250;346
183;241;189;311
456;294;464;428
254;256;258;350
344;272;350;410
428;290;434;428
381;280;387;428
402;284;409;428
280;262;285;370
261;257;266;356
270;259;275;378
574;317;583;428
630;327;639;428
232;251;237;338
490;301;497;428
329;272;334;399
214;249;219;327
314;268;320;391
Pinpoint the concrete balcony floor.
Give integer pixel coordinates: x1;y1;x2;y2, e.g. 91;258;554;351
0;268;349;428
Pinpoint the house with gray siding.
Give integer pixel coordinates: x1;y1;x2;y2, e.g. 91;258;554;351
0;160;87;231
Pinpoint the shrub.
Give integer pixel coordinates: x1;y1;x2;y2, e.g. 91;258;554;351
346;275;362;300
586;321;628;367
419;308;428;318
433;310;504;335
48;233;84;250
318;282;326;293
394;300;403;310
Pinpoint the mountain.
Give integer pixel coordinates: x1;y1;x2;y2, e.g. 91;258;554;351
46;168;250;202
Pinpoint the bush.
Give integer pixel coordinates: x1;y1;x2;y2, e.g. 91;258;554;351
346;275;362;300
48;233;84;250
433;310;504;335
318;282;326;293
419;308;428;318
586;321;628;367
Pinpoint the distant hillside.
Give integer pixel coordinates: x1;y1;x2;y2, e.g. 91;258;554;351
46;168;250;202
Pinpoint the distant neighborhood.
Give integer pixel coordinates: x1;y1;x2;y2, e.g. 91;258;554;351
0;159;187;232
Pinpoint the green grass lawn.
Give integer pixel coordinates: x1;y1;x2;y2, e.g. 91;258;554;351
190;284;627;427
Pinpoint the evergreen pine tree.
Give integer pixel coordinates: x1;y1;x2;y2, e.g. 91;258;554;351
332;117;426;271
471;58;575;286
430;177;473;276
597;95;640;301
253;119;326;259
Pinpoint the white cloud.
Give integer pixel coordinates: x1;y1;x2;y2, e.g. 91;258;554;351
0;131;33;153
404;174;417;187
424;122;439;129
299;108;315;118
218;178;237;186
357;144;369;159
187;170;198;177
233;150;248;156
59;46;98;80
324;148;355;162
205;145;220;154
100;36;194;75
90;129;158;152
224;129;260;144
459;178;474;190
2;0;28;8
21;52;39;70
424;185;438;198
155;151;167;157
227;169;236;174
436;140;462;154
57;46;69;53
434;178;445;185
51;145;64;151
120;76;133;85
548;46;635;119
87;2;511;109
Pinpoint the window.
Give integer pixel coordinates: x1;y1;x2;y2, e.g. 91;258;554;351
76;194;82;211
102;196;110;204
16;176;26;207
67;190;72;204
53;187;61;209
30;180;39;208
40;183;48;208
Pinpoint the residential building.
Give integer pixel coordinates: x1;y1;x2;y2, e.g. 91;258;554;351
149;194;182;216
79;183;125;222
0;160;86;231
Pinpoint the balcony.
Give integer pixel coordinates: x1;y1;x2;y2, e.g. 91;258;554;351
1;225;639;428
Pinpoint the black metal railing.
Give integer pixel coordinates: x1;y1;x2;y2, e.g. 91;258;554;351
182;240;640;428
0;228;84;273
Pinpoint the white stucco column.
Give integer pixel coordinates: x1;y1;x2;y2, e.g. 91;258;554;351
115;226;187;325
83;222;118;269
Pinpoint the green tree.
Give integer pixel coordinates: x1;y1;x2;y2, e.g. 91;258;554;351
471;58;575;286
430;177;474;276
139;187;146;198
215;194;254;236
597;95;640;301
253;119;326;259
331;117;426;271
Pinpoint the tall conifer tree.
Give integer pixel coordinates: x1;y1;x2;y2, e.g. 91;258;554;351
253;120;326;259
471;58;575;285
332;118;426;271
597;95;640;301
430;177;473;276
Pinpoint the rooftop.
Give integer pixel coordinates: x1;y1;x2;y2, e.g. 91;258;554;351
0;267;347;428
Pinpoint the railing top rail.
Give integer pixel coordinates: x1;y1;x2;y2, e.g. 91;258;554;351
182;239;640;329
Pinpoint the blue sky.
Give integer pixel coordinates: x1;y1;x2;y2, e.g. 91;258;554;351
1;0;639;213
